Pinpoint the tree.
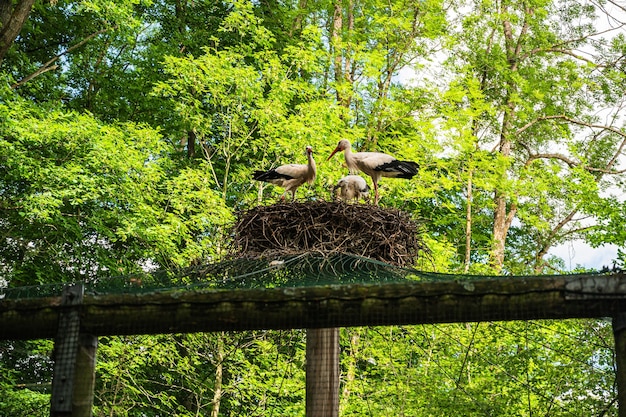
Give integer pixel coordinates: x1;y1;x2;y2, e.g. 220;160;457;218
152;2;348;204
440;0;626;272
94;331;306;416
0;340;51;417
0;92;231;283
338;321;617;416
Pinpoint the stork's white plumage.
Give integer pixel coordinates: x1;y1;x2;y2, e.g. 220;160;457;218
327;139;418;204
253;145;316;201
334;175;370;202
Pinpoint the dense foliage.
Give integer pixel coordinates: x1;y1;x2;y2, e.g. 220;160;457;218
1;0;625;415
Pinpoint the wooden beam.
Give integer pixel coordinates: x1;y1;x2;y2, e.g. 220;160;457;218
1;272;626;340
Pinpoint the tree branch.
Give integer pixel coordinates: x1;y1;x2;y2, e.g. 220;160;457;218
517;114;626;138
518;114;626;173
536;208;579;263
524;150;626;174
526;152;579;168
518;25;624;66
11;26;113;89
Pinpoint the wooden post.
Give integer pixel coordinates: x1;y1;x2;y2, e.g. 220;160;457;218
613;313;626;417
72;334;98;417
50;284;97;417
306;328;339;417
51;284;84;417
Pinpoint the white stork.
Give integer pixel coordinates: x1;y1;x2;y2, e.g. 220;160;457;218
253;145;316;201
334;175;370;203
327;139;418;204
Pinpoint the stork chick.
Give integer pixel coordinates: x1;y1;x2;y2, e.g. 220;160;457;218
327;139;418;204
253;145;316;201
334;175;370;203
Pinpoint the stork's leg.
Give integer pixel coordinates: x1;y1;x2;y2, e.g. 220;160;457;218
373;181;379;205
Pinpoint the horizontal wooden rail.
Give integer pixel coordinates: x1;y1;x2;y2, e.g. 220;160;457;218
1;272;626;340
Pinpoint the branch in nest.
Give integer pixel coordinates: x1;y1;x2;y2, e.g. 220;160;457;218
230;201;428;268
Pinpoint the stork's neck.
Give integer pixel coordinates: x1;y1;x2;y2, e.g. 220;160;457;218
307;152;316;182
343;146;359;174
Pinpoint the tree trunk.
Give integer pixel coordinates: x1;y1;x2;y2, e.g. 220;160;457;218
331;1;344;106
211;333;225;417
331;0;353;109
491;126;515;272
491;191;509;271
491;178;518;272
290;0;308;37
340;330;359;412
187;130;196;159
490;5;528;272
0;0;36;64
464;167;474;273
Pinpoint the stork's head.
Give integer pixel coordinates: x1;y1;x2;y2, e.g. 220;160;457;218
327;139;350;161
306;145;313;154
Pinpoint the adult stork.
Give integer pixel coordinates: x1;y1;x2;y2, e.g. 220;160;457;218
253;145;316;201
327;139;418;204
333;175;370;203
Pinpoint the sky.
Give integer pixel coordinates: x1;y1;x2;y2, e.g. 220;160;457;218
549;242;620;271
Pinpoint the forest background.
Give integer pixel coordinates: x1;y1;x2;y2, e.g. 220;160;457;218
1;0;626;415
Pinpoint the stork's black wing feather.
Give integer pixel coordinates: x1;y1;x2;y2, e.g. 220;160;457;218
253;169;294;181
375;160;419;179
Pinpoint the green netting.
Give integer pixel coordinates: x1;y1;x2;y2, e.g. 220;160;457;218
0;252;607;300
1;253;407;299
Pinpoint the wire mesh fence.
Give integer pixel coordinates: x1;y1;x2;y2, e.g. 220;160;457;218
0;253;623;416
0;252;604;300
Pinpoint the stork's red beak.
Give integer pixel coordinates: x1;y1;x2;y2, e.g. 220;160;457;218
327;147;340;161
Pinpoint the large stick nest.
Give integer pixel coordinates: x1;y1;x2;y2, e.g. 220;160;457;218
231;201;427;268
